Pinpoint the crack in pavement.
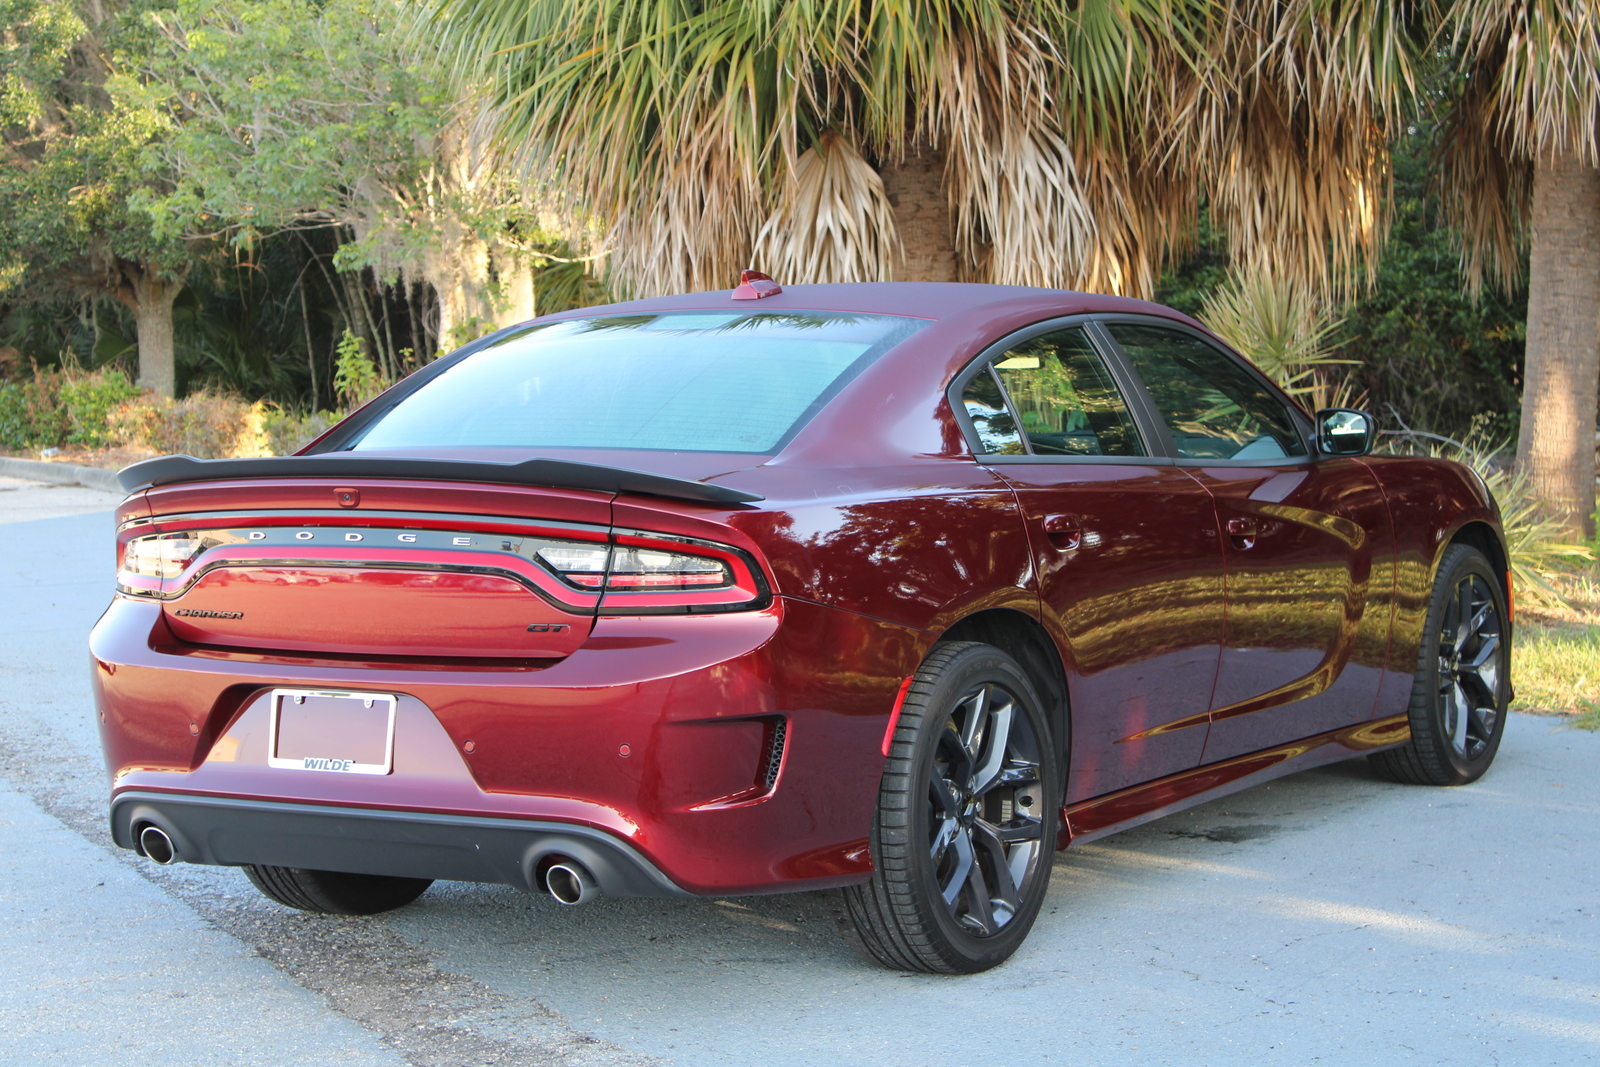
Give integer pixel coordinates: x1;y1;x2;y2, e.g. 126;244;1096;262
0;725;661;1067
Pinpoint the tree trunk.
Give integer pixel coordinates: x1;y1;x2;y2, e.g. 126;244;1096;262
493;247;537;326
427;222;493;351
879;143;959;283
117;263;185;398
1517;150;1600;541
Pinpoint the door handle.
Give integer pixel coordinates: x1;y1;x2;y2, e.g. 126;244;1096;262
1226;517;1259;550
1043;513;1083;550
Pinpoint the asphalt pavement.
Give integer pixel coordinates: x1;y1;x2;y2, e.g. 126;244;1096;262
1;479;1597;1066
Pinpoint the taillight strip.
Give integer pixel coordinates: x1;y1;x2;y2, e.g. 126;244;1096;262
118;520;775;615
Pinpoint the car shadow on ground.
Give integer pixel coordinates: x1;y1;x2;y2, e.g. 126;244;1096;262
358;755;1404;982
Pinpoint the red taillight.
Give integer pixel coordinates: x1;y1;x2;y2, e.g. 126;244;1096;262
606;545;731;589
533;541;739;592
595;531;768;613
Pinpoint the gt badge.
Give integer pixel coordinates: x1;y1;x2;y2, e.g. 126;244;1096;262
526;624;570;633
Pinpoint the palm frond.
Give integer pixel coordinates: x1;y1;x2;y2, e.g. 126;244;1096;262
1446;0;1600;165
751;130;898;283
1436;0;1598;295
1198;265;1353;396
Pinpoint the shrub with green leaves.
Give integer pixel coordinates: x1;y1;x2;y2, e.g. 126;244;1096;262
333;331;389;409
0;369;69;450
59;369;139;447
1198;266;1361;412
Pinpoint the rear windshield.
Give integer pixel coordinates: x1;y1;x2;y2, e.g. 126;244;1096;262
351;310;925;454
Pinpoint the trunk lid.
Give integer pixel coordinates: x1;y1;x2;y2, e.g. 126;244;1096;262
125;478;615;660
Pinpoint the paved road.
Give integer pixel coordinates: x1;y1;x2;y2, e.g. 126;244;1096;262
2;484;1598;1066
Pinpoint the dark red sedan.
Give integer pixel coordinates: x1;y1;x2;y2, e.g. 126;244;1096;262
94;280;1511;973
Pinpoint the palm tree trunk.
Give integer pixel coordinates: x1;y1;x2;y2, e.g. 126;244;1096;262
1517;149;1600;541
879;143;958;283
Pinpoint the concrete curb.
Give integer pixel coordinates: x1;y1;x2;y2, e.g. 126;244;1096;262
0;456;121;494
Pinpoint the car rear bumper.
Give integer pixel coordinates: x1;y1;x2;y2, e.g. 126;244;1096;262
92;593;925;895
111;790;690;897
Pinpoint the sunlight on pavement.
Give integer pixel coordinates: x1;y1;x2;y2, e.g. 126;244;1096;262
1263;896;1501;951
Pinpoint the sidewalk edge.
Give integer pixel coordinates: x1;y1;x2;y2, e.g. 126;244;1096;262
0;457;121;494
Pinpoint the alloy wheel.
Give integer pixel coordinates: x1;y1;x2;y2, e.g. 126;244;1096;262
1436;572;1504;762
927;682;1045;937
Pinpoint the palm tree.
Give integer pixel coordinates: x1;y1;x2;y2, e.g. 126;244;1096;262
430;0;1417;304
1438;0;1600;540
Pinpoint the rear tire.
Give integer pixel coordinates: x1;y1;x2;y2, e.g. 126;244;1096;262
243;865;433;915
841;641;1058;974
1370;544;1509;786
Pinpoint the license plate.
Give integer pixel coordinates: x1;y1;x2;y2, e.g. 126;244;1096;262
266;689;397;775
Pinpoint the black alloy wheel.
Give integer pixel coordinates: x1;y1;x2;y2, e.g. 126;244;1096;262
841;641;1059;973
1372;544;1510;786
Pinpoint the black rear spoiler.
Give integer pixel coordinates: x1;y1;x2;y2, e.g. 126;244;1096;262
115;454;764;506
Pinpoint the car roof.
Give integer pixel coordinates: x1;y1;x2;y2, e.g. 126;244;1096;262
537;281;1205;329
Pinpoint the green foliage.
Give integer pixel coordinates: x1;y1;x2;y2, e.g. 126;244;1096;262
0;0;193;303
0;365;140;449
1338;136;1527;439
1155;208;1230;319
1160;136;1529;441
333;330;386;408
1197;268;1355;403
58;368;139;445
0;369;68;449
129;0;447;251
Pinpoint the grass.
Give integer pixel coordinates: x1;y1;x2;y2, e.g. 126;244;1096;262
1513;562;1600;728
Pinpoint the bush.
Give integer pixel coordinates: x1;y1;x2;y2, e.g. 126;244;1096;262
0;369;69;450
108;391;274;459
333;331;389;408
59;369;140;447
260;407;341;456
1198;267;1361;411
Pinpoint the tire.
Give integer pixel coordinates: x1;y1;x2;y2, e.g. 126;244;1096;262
841;641;1059;974
1370;543;1510;786
242;865;433;915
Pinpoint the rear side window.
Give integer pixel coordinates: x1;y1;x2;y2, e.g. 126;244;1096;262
1106;324;1307;461
961;327;1145;457
352;311;924;454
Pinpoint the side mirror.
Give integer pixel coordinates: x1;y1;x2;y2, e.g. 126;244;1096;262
1316;408;1376;457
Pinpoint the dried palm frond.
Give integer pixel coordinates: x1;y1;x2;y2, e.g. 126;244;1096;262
1435;63;1532;298
751;131;899;283
1437;0;1599;295
430;0;1418;301
605;127;765;298
932;23;1099;289
1447;0;1600;164
1170;0;1412;298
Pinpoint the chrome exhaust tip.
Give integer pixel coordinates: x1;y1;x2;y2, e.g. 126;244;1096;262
138;825;177;865
545;860;599;905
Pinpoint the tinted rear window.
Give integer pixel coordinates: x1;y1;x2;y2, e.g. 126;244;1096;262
352;311;925;454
